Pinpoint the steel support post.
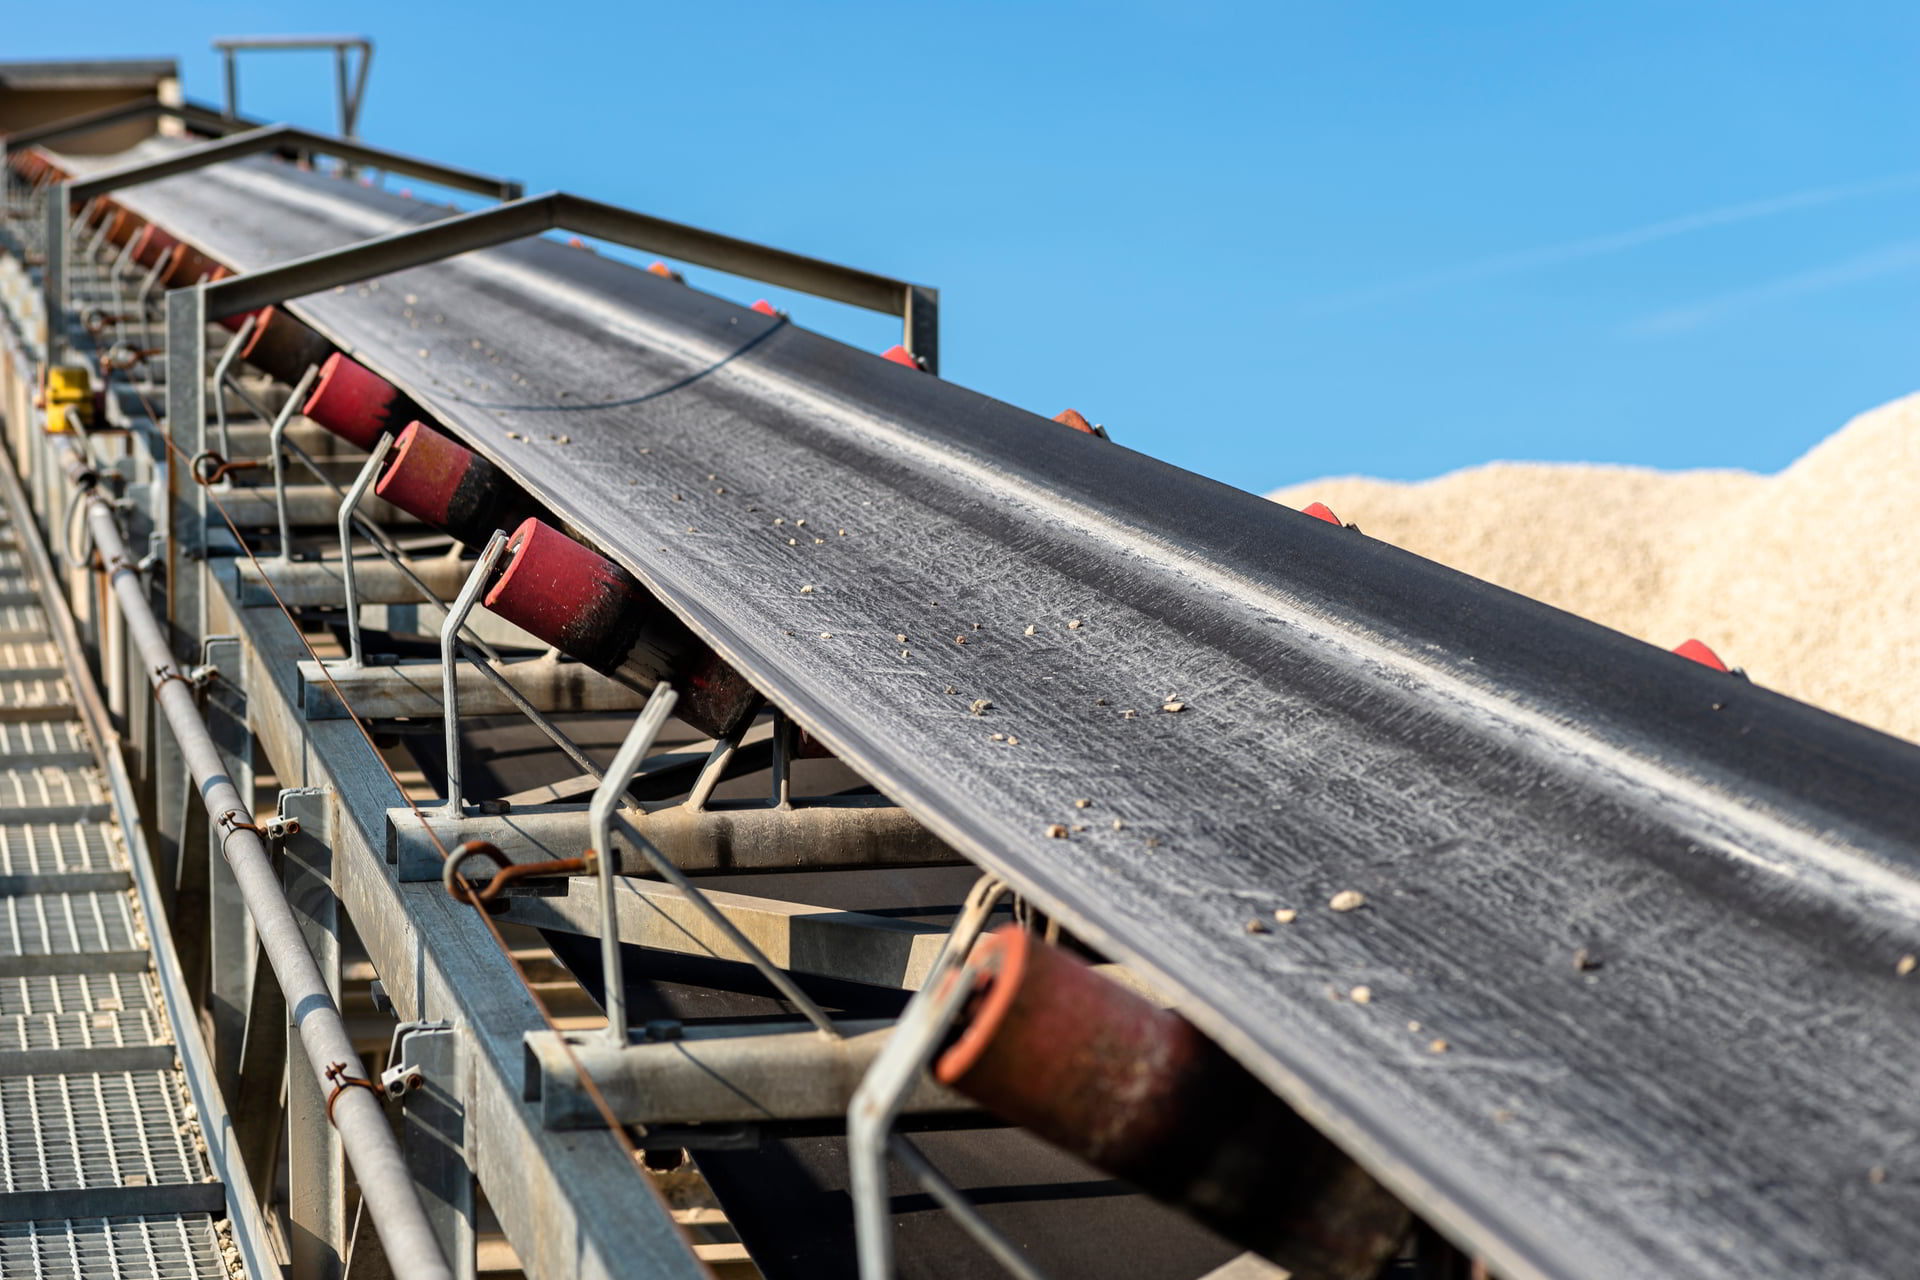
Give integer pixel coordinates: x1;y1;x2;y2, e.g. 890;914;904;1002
206;652;257;1096
41;182;65;360
160;286;208;982
396;1025;475;1280
286;795;347;1280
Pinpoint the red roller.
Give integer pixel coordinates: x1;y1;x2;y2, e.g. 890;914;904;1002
484;519;758;735
751;299;779;316
485;519;646;673
880;344;923;370
130;223;180;268
375;421;534;548
377;422;470;530
165;244;218;288
301;354;422;451
232;306;331;383
102;208;139;248
936;927;1409;1276
1302;501;1343;525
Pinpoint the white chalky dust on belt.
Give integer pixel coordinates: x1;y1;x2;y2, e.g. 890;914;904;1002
1269;392;1920;744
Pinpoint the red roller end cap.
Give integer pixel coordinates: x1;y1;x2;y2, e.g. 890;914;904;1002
302;354;402;451
1301;502;1342;525
484;520;647;672
1673;638;1729;672
881;345;923;370
375;421;476;528
751;299;778;316
646;260;685;282
1053;409;1110;439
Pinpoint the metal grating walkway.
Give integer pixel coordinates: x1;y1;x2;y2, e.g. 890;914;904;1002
0;766;109;822
0;1070;206;1192
0;604;47;641
0;823;124;878
0;721;92;767
0;504;237;1276
0;1214;229;1279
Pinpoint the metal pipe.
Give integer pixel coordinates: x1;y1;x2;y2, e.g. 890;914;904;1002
524;1021;969;1129
210;315;256;464
590;690;679;1047
391;797;962;879
271;362;322;559
66;447;453;1280
440;532;509;816
337;433;395;666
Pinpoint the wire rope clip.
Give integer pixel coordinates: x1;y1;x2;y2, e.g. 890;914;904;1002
323;1061;381;1124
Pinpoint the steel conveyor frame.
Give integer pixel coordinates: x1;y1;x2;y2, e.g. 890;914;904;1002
7;94;1920;1280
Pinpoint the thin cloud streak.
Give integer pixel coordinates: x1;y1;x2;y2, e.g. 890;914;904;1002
1627;238;1920;336
1307;171;1920;315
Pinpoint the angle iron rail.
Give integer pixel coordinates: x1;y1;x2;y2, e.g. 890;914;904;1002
44;121;525;355
197;188;940;372
0;95;249;156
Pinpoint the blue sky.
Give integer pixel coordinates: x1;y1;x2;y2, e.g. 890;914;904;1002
11;3;1918;489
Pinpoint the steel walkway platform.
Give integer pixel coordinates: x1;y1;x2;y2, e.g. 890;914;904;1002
0;503;238;1278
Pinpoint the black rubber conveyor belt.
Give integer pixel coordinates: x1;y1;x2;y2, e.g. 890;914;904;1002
67;141;1920;1280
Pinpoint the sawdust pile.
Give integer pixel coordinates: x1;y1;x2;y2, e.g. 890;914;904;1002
1268;392;1920;744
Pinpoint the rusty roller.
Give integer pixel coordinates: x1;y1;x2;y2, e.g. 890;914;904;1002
937;926;1413;1279
483;518;759;737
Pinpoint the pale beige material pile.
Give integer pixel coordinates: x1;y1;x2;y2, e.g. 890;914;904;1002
1268;392;1920;744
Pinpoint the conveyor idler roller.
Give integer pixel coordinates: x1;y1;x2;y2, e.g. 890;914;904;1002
939;927;1412;1278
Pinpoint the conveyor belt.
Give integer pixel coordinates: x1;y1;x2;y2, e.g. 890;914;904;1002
62;141;1920;1279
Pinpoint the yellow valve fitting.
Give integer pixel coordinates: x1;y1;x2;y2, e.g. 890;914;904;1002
42;364;92;432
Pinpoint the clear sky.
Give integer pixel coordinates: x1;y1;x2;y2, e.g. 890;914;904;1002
10;3;1918;490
